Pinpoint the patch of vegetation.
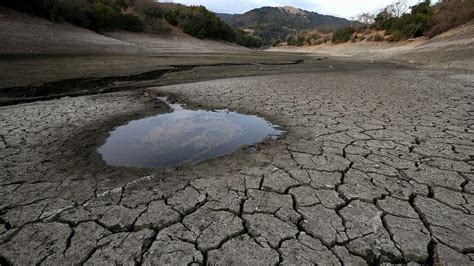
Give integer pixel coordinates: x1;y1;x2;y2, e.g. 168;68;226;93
374;0;473;40
4;0;144;31
331;27;355;43
162;4;236;41
384;0;433;39
136;1;161;22
160;4;262;47
365;33;385;41
112;13;144;32
286;35;306;46
288;36;305;46
286;32;330;46
235;30;263;48
388;30;404;41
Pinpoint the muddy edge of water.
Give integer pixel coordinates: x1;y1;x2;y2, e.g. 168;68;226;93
52;91;283;186
98;96;284;169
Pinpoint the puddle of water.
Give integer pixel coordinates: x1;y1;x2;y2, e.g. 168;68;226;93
98;97;284;168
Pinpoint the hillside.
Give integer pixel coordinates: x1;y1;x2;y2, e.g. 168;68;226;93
2;0;263;48
0;7;247;54
218;6;351;44
269;22;474;70
215;13;235;22
0;7;139;54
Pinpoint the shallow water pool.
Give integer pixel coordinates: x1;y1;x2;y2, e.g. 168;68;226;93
98;97;284;168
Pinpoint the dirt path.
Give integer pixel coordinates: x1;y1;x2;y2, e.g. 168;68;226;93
1;57;473;265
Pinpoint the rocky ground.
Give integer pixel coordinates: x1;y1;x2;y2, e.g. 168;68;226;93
0;56;473;265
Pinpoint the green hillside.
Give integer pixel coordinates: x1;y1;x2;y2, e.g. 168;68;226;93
217;6;350;44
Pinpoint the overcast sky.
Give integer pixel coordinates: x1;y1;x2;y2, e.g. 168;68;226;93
165;0;422;18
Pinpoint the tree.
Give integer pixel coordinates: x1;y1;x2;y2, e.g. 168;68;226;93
374;9;393;29
115;0;135;11
411;0;432;15
387;0;409;17
385;0;433;39
35;0;63;22
92;1;116;29
356;12;375;27
58;0;94;28
141;5;163;25
135;0;162;23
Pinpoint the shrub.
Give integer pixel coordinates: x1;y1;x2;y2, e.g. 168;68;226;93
389;13;430;39
36;0;64;22
235;31;262;48
296;36;306;46
332;27;355;43
369;33;385;41
57;0;94;28
286;35;307;46
150;20;172;33
286;36;296;45
163;9;179;26
115;0;135;10
135;0;163;25
304;33;321;45
376;34;385;41
113;14;144;32
92;2;116;29
389;30;404;41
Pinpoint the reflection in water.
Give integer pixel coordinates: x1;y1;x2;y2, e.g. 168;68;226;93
98;98;284;168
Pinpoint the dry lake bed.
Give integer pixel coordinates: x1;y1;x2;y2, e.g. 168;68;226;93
0;53;473;265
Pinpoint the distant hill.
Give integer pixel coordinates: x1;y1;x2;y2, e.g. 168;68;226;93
217;6;351;44
215;13;235;22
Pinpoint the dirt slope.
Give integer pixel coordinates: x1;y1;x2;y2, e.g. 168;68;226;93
104;31;248;54
269;22;474;69
0;7;140;54
404;22;474;69
0;7;247;54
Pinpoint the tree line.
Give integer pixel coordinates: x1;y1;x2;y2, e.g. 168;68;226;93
162;3;262;47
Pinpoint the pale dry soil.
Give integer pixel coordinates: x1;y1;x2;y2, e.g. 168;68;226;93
0;58;473;265
270;22;474;72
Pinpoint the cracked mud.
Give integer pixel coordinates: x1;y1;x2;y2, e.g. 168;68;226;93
0;60;473;265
